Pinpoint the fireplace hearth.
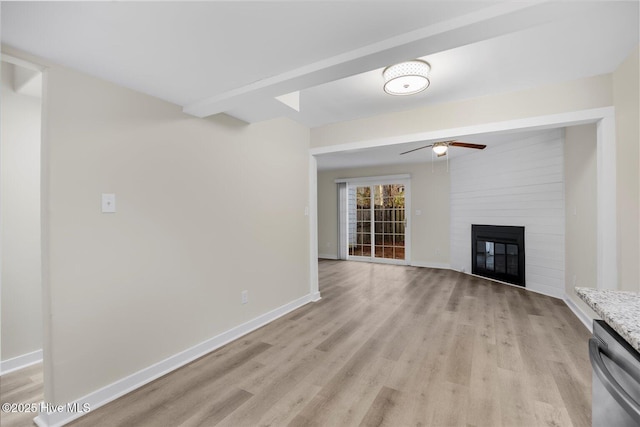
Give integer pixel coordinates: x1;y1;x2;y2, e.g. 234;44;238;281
472;225;525;287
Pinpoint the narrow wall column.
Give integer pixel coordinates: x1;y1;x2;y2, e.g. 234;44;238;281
596;115;618;290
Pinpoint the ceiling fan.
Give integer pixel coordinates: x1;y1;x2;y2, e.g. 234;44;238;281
400;140;487;157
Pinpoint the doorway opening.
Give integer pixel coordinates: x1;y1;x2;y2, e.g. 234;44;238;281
0;55;44;425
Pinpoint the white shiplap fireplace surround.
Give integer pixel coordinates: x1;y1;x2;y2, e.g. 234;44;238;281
450;129;565;297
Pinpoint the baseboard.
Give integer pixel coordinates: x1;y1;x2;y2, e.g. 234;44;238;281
318;253;338;260
0;349;43;375
563;295;594;333
33;292;318;427
410;261;451;270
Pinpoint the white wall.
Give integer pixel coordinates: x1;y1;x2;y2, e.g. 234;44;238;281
311;74;612;149
564;124;598;317
450;129;565;297
41;63;311;405
613;45;640;292
1;62;42;362
317;162;450;267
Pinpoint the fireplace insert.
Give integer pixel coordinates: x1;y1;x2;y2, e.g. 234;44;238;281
471;225;525;287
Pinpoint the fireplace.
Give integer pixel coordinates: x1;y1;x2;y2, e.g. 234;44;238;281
472;225;525;287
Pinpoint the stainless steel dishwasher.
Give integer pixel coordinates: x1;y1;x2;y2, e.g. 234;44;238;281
590;320;640;426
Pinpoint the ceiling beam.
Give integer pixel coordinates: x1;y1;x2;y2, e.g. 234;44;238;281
183;1;571;120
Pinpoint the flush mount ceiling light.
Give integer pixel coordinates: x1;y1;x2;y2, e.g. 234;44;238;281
383;59;430;96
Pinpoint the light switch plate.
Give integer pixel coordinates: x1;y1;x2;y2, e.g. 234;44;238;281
102;193;116;213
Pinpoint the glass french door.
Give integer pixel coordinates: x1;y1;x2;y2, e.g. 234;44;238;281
347;182;408;264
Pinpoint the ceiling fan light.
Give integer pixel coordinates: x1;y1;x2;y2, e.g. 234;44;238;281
432;142;448;155
383;60;430;96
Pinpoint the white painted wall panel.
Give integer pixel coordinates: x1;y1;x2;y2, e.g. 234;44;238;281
43;65;311;404
450;129;565;297
1;62;43;362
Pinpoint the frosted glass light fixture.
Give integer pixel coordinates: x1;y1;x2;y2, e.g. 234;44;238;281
383;60;430;96
432;142;448;156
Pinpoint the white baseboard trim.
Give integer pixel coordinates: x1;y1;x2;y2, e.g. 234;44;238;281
33;292;318;427
563;295;594;333
0;349;43;375
318;253;338;260
410;261;451;270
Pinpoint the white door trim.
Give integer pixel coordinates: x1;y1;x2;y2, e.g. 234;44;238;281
344;178;411;266
335;174;410;183
308;155;321;301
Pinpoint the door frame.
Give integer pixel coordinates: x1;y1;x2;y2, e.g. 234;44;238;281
336;174;411;265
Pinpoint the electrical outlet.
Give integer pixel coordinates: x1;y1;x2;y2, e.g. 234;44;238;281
241;290;248;304
101;193;116;213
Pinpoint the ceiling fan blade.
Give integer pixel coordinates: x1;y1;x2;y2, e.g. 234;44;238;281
448;142;487;150
400;144;433;155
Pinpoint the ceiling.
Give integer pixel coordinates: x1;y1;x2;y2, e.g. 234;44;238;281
3;1;638;129
1;2;638;172
300;2;639;128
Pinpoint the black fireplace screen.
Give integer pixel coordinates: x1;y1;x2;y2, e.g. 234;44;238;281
471;225;525;286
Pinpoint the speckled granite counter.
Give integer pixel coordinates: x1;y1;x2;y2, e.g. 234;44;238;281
576;287;640;353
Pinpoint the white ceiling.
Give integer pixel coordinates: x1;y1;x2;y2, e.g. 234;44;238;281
299;2;640;127
1;1;638;171
1;1;498;113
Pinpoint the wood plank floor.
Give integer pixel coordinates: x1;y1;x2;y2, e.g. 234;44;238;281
4;261;592;426
0;363;43;427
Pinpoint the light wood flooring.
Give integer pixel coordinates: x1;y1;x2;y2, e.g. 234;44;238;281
4;261;592;426
0;363;43;427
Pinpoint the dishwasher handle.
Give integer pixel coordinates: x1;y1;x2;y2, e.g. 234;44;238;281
589;337;640;422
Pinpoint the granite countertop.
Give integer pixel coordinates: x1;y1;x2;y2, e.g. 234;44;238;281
575;287;640;353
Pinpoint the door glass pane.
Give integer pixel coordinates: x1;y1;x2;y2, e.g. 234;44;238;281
349;186;371;257
394;246;405;260
363;233;371;245
374;185;383;209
